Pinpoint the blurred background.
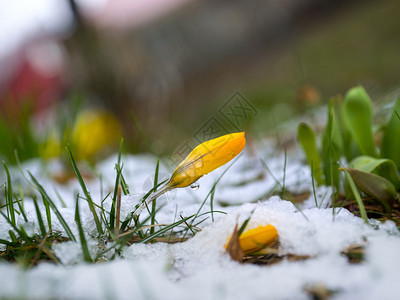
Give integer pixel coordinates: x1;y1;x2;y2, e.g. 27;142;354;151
1;0;399;164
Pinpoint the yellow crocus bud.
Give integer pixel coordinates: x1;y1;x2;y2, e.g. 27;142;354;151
225;224;278;256
236;224;278;254
71;109;122;161
143;132;246;209
169;132;246;189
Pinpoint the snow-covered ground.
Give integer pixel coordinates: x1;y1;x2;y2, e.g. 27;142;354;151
1;142;400;299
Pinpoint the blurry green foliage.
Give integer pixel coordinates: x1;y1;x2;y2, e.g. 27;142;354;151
0;102;38;164
298;86;400;212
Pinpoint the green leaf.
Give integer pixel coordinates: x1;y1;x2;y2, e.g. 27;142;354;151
381;95;400;169
350;156;400;189
238;210;255;236
336;96;354;161
298;123;324;185
342;167;396;212
75;194;92;262
343;86;378;157
321;99;342;187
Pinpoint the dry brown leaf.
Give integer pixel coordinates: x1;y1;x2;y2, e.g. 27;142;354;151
226;223;244;262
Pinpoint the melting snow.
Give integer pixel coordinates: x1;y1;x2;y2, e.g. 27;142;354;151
1;148;400;299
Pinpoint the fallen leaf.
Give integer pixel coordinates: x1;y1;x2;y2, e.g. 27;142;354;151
226;223;244;262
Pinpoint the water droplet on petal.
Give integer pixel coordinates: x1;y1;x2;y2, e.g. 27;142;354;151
190;182;200;190
189;170;196;177
195;160;203;168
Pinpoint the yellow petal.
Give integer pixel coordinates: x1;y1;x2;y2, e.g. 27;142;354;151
225;224;278;255
167;132;246;189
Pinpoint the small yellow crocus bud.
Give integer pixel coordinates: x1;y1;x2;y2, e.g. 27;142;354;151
236;224;278;254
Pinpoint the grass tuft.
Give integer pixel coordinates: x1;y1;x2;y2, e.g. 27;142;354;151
66;145;103;235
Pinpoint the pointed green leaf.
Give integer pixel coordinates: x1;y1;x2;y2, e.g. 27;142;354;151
343;86;378;157
321;99;342;187
298;123;324;185
381;95;400;168
337;96;356;161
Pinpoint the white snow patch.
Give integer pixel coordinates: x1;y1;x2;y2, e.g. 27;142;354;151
1;149;400;299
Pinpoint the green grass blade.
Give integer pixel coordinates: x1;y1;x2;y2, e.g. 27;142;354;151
343;86;378;157
75;194;93;262
18;224;30;241
191;155;240;226
42;193;52;232
14;192;28;222
381;95;400;169
340;168;368;223
133;179;169;215
210;186;216;222
311;161;318;207
140;214;195;244
150;160;160;235
0;238;12;246
238;210;255;236
260;157;309;220
3;161;16;226
28;172;76;241
32;195;46;237
66;145;103;235
281;149;287;198
8;230;17;243
109;164;121;231
54;188;67;208
115;164;130;195
119;180;167;234
0;210;29;241
110;139;125;231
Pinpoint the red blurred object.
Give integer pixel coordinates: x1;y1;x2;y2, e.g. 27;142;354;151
0;41;65;120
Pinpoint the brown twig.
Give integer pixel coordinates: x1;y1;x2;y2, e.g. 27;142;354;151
28;232;49;269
